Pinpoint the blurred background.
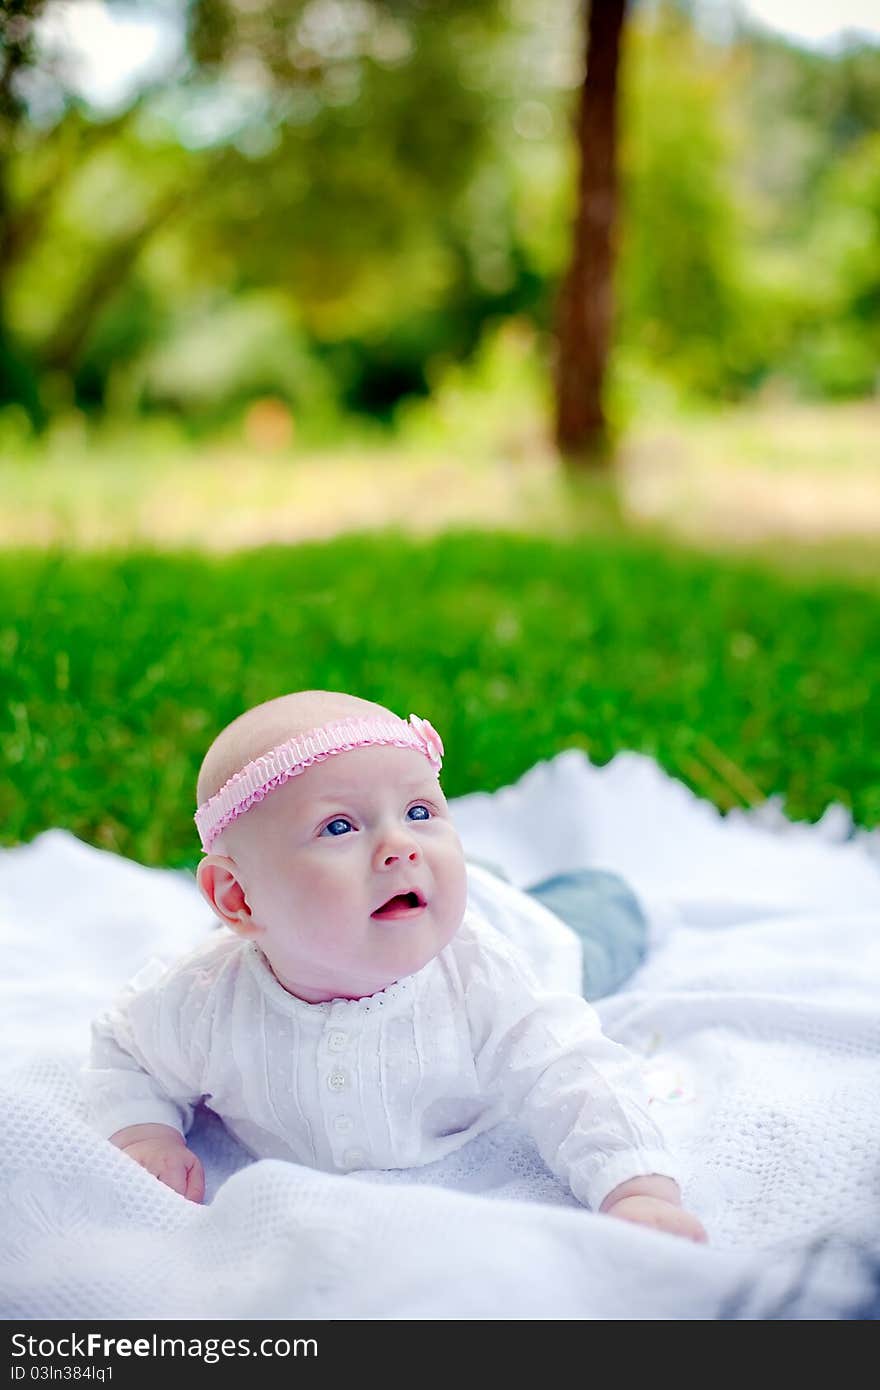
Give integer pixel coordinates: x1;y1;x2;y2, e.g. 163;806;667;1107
1;0;878;865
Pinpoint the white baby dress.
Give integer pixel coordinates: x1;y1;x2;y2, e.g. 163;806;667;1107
83;886;680;1212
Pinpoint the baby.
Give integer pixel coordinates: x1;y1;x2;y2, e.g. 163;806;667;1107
84;689;707;1243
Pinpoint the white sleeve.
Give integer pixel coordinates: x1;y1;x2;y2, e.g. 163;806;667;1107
82;959;206;1141
463;921;683;1212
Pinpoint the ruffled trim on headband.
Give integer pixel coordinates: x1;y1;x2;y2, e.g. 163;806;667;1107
195;713;443;853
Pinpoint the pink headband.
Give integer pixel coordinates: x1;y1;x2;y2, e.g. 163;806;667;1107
195;712;444;852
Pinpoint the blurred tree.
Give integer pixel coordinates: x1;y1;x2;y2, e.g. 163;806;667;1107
2;0;878;437
0;0;49;421
179;0;520;421
790;130;880;397
615;4;752;400
734;28;880;399
554;0;627;469
2;0;524;430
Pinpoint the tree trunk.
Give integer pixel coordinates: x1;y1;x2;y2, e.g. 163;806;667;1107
554;0;627;469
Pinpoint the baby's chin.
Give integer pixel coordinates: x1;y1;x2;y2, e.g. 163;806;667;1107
366;914;462;976
372;934;451;978
262;917;463;1001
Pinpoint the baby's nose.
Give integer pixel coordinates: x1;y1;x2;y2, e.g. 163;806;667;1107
375;829;421;868
381;848;419;866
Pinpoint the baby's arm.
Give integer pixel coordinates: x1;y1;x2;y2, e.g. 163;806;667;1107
84;968;207;1203
464;923;707;1241
109;1122;205;1203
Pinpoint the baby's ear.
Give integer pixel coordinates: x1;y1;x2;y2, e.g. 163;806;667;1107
197;855;258;937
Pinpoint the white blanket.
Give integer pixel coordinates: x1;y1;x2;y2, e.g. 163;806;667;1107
2;749;879;1320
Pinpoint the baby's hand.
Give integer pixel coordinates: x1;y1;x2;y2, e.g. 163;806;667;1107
599;1174;708;1244
110;1123;205;1203
604;1195;708;1243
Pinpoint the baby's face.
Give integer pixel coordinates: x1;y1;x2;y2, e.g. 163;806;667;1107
230;744;469;1002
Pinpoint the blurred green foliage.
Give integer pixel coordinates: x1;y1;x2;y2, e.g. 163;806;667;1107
1;531;878;865
1;0;879;437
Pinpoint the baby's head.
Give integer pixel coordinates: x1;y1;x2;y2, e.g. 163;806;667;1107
195;690;468;1004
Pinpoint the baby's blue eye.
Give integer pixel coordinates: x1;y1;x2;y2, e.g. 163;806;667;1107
322;818;354;837
408;804;431;820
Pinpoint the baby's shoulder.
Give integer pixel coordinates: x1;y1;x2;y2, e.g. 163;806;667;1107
447;905;540;988
118;929;248;1008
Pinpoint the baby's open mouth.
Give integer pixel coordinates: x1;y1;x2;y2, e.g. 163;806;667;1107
371;890;427;919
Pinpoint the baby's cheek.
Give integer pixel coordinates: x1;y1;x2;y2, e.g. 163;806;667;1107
446;853;469;922
289;862;339;903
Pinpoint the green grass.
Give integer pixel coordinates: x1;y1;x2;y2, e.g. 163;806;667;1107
2;529;877;868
